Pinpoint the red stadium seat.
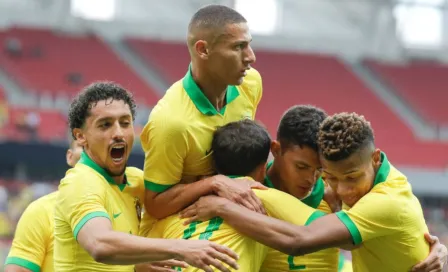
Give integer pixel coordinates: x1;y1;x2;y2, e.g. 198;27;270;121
366;59;448;126
0;27;159;106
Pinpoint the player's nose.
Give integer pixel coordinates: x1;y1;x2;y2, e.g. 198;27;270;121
244;46;256;64
112;123;124;139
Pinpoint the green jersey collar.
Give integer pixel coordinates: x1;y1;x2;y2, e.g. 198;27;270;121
264;161;275;188
373;152;390;187
182;64;239;116
79;151;129;191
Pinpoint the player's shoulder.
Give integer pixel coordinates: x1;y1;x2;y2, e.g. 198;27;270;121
59;164;104;193
126;166;143;178
243;67;262;86
152;80;187;115
238;67;262;104
125;167;144;179
146;105;189;137
356;186;404;215
25;192;55;212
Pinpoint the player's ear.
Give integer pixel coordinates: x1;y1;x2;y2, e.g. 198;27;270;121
73;128;86;146
372;148;381;168
271;140;281;158
253;162;268;182
195;40;209;60
66;148;73;165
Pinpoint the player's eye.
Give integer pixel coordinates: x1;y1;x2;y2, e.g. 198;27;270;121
346;176;358;182
100;122;110;128
121;121;130;127
235;43;245;50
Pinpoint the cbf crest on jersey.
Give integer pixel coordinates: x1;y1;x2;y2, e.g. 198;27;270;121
134;197;142;223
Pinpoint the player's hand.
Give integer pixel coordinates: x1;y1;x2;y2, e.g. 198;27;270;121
322;184;342;213
135;259;188;272
180;195;228;224
175;239;239;272
211;174;267;214
411;233;447;272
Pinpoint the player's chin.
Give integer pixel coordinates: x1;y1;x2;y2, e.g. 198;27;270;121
232;76;244;86
107;158;127;176
107;164;127;177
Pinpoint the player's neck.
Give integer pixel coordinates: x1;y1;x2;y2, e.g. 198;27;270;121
112;175;125;185
266;161;287;192
191;64;228;111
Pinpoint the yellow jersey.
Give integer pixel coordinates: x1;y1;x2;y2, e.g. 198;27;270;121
145;187;324;272
5;192;57;272
140;65;262;192
335;152;429;271
264;162;339;271
54;152;145;272
338;254;353;272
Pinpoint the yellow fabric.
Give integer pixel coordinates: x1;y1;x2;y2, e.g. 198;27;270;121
336;163;429;272
54;158;145;272
140;68;262;192
145;187;321;272
6;192;57;272
261;196;339;272
340;260;353;272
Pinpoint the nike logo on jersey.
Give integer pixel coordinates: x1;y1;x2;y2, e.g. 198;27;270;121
113;212;122;218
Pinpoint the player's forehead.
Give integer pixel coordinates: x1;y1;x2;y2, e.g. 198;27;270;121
219;22;252;43
87;99;132;122
321;152;367;176
284;144;320;166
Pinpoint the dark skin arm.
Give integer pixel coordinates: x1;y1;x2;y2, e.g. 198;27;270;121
145;175;266;220
180;196;353;256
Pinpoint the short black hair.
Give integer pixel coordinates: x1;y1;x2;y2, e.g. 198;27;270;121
188;4;246;46
68;81;136;139
212;119;271;176
318;112;375;161
277;105;328;152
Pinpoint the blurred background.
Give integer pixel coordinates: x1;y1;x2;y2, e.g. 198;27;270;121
0;0;448;268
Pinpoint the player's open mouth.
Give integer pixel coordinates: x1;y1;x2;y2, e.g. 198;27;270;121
110;144;126;163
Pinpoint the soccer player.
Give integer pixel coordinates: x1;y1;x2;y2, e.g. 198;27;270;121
261;105;340;271
4;141;82;272
180;112;444;271
142;119;328;272
140;4;265;226
53;82;239;272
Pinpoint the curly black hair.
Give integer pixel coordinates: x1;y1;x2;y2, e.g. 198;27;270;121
68;81;136;139
318;112;374;161
277;105;328;152
212;119;271;177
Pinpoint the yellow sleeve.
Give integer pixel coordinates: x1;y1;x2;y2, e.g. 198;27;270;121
5;200;50;272
254;188;326;226
140;110;189;193
335;192;401;245
58;174;110;240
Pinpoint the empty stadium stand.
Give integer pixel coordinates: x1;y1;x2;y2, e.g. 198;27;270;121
366;60;448;126
0;27;159;105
